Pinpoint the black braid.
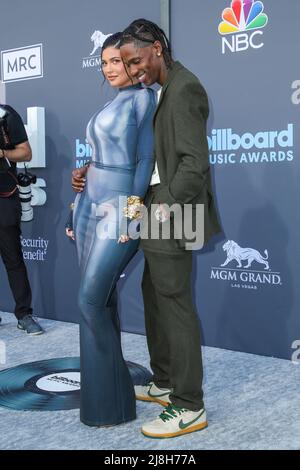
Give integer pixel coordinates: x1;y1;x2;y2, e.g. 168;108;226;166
120;19;173;69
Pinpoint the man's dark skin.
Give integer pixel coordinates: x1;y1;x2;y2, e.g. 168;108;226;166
72;167;87;192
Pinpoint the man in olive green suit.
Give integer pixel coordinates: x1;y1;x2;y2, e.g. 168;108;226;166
121;19;221;438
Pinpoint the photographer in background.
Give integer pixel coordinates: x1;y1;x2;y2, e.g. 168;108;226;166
0;104;43;335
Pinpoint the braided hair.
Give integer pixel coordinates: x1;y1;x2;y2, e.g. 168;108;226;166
120;19;173;69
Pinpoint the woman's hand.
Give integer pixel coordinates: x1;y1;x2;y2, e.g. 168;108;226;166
118;234;130;243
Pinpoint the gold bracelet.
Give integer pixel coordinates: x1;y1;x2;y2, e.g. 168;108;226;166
127;195;142;206
123;195;143;220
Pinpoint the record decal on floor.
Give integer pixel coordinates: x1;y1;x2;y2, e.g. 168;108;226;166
0;357;152;411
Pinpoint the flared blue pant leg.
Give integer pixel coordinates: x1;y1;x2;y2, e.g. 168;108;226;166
78;234;138;426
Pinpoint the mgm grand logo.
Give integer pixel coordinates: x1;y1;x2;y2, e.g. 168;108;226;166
81;30;112;70
211;240;282;289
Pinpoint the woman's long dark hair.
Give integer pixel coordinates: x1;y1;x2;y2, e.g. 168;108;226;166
100;32;132;84
120;19;173;68
101;32;122;57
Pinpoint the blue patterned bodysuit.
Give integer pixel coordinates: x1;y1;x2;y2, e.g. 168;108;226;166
73;84;156;426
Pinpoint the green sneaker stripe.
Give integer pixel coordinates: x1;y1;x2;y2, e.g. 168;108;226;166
148;391;170;398
178;409;205;430
148;386;170;398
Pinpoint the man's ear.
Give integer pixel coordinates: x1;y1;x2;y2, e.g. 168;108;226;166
153;40;163;57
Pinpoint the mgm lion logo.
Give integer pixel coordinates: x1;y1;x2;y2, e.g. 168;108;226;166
221;240;270;270
90;30;112;56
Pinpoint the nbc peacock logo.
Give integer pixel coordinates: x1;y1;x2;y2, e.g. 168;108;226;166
219;0;268;35
218;0;269;54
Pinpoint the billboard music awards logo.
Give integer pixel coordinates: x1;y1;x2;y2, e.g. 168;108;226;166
218;0;268;54
35;373;80;393
208;124;294;165
76;125;294;167
211;240;282;290
81;30;112;71
75;138;92;167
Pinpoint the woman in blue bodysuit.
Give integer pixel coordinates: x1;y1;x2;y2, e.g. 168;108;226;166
73;33;156;426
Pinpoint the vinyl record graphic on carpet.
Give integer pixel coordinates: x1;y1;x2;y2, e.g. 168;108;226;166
0;357;152;411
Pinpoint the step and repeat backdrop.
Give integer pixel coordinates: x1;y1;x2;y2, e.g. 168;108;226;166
0;0;299;360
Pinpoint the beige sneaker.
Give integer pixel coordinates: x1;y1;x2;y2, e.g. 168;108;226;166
141;404;208;438
135;381;171;407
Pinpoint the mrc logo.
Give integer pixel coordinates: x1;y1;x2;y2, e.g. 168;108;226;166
1;44;43;83
218;0;268;54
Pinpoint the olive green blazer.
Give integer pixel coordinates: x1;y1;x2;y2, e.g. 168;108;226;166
152;61;221;247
